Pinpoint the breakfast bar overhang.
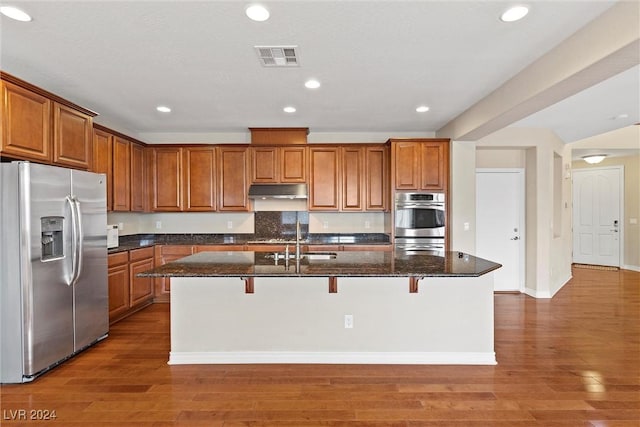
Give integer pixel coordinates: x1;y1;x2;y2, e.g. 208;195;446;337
140;250;501;365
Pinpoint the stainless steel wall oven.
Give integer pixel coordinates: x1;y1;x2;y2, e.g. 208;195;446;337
394;192;445;253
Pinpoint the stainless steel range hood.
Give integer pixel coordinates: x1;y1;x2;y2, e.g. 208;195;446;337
248;183;308;199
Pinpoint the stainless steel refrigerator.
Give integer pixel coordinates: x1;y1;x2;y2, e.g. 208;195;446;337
1;161;109;383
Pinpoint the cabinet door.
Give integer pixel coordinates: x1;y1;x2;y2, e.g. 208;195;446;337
108;253;129;323
309;147;340;210
341;147;363;211
53;103;92;170
112;137;131;211
129;257;154;308
92;128;113;211
130;143;146;212
420;141;449;191
0;81;51;162
219;147;249;211
280;146;307;182
365;146;388;211
251;147;278;183
153;147;183;211
393;141;420;190
184;147;217;211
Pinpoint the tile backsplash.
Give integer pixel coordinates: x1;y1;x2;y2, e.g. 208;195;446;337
254;211;309;240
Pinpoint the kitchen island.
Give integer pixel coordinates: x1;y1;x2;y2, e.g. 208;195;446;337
140;250;501;365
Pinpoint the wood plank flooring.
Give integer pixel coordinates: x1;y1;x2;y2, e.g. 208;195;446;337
2;267;639;426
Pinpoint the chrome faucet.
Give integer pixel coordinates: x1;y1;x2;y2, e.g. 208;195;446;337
295;218;301;260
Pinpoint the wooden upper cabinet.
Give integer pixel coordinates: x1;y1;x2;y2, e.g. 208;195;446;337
281;146;307;182
112;137;131;211
391;139;449;192
420;141;449;192
250;146;307;183
218;146;249;211
309;147;340;211
92;128;113;210
153;147;183;211
251;146;278;182
53;102;92;169
392;141;420;190
184;146;217;211
341;146;364;211
365;146;388;211
130;143;146;212
0;80;52;163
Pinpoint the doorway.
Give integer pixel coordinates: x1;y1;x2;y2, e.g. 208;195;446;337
476;169;525;292
572;167;623;267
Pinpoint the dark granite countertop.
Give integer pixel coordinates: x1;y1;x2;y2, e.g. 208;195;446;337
108;233;391;254
138;250;501;278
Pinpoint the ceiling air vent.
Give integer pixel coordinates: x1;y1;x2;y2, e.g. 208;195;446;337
255;46;299;67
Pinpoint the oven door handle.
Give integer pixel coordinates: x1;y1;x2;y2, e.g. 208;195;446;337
395;203;444;209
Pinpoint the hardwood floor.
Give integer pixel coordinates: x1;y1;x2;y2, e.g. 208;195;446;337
2;267;639;426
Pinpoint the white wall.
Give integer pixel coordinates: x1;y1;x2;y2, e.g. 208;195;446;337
450;141;476;253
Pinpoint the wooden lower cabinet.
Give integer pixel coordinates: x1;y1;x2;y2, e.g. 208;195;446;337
108;247;154;324
128;247;154;308
107;252;129;323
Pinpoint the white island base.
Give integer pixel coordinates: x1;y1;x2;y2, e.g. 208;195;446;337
169;275;496;365
169;273;496;365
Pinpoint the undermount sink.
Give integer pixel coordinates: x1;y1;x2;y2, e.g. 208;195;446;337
302;252;337;260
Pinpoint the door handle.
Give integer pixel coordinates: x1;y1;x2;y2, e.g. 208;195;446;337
510;236;520;240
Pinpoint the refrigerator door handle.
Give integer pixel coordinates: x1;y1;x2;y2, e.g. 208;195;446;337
66;196;82;286
72;197;83;285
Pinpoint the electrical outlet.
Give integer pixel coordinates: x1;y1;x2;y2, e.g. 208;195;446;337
155;221;162;229
227;221;233;229
631;218;638;225
118;222;124;230
344;314;353;329
463;222;470;231
323;221;329;229
364;221;370;229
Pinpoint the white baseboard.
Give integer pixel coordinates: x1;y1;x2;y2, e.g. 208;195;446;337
168;351;497;366
524;287;551;299
622;264;640;272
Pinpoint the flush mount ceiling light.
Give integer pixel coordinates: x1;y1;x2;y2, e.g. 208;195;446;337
0;6;32;22
500;5;529;22
245;4;269;22
156;106;171;113
304;79;321;89
416;105;430;113
283;106;296;113
582;154;607;164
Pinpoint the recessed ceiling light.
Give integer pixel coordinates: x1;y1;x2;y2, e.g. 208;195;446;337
245;4;270;22
283;106;296;113
500;5;529;22
416;106;430;113
0;6;32;22
304;79;321;89
156;106;171;113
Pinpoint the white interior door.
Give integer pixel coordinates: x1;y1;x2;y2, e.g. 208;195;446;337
572;167;621;267
476;169;525;292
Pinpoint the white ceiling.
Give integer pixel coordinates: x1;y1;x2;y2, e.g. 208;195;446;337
0;0;637;143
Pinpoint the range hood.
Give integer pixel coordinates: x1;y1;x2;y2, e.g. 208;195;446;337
248;183;308;199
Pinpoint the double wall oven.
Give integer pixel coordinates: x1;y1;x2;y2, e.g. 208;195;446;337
394;192;445;253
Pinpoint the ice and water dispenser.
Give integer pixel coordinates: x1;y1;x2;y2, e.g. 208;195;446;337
41;216;64;261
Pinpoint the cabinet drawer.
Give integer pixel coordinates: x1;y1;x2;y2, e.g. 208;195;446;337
108;251;129;267
129;246;154;261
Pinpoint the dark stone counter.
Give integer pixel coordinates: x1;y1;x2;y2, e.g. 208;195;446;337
108;233;391;254
138;250;501;278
